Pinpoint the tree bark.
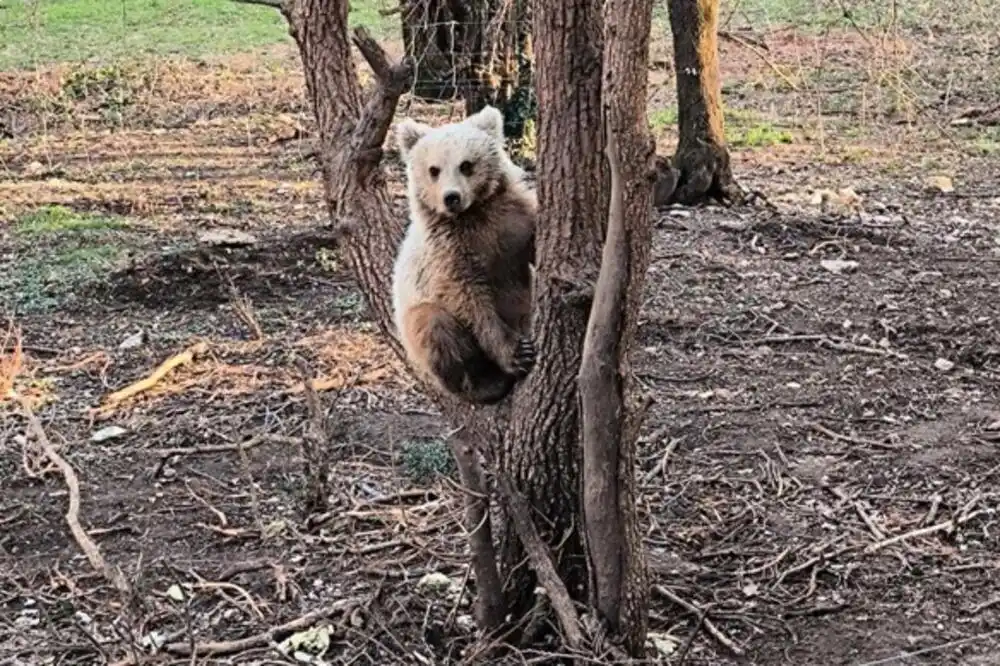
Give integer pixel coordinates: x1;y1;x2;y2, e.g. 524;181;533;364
577;0;654;652
497;0;607;640
662;0;740;205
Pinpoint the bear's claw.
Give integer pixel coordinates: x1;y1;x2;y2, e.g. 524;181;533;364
512;337;536;377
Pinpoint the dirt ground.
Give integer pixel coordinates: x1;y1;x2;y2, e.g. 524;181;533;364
2;21;1000;666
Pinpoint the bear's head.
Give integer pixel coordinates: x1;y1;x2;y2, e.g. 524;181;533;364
395;106;512;219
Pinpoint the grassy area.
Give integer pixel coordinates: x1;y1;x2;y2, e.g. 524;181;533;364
0;0;395;71
649;105;795;148
3;206;130;313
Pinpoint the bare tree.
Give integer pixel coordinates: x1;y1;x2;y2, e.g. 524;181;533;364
660;0;740;205
236;0;655;655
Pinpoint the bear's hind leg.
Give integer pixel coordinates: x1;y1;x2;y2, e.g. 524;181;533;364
407;304;517;404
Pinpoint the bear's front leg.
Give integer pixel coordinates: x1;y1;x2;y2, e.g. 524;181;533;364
472;311;535;378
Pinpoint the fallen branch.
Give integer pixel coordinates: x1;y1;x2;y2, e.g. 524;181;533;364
152;433;302;458
652;585;744;656
103;341;210;406
160;597;363;656
719;29;798;90
810;422;906;451
231;0;285;9
17;395;131;595
497;476;584;650
865;509;993;555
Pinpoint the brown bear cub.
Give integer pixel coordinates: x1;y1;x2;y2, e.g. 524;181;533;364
391;106;537;405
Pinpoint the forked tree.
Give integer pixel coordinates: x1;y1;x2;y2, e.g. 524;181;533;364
237;0;655;656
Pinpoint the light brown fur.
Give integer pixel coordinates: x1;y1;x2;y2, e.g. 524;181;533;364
392;106;536;404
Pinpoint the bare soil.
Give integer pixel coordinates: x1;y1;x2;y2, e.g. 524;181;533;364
2;23;1000;666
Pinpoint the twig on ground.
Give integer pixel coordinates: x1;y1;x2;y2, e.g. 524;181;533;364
652;585;744;656
16;395;130;595
865;509;993;554
810;422;905;451
157;597;364;657
719;30;799;90
153;433;302;458
853;629;1000;666
228;282;265;341
969;597;1000;615
102;341;209;407
497;476;584;650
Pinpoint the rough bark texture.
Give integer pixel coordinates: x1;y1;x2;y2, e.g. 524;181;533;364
283;3;407;345
578;0;654;652
664;0;740;205
497;0;607;636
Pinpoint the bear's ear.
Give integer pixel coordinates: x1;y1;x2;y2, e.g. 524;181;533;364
395;119;431;158
466;105;505;141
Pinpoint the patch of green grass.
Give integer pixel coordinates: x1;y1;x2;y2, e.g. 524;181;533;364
649;106;678;132
729;121;794;148
14;205;127;236
2;206;130;313
0;0;393;70
400;439;455;485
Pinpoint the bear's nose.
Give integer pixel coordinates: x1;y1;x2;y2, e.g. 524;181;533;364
443;191;462;212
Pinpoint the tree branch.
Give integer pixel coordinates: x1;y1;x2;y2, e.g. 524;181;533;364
497;476;584;649
18;396;131;596
347;27;415;182
162;597;364;656
578;126;628;626
231;0;285;10
448;431;506;631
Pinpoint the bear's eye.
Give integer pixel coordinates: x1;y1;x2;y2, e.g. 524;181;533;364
429;166;440;179
459;160;475;177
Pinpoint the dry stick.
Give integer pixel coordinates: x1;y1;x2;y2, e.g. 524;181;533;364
103;341;209;406
497;476;584;650
652;585;744;657
810;422;905;451
719;30;799;90
447;431;506;632
159;597;364;657
17;396;131;595
152;433;302;458
865;509;992;555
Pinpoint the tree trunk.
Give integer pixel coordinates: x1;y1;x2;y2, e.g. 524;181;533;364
496;0;606;641
662;0;740;205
